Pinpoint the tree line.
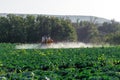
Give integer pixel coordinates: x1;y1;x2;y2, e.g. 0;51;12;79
74;19;120;44
0;14;77;43
0;14;120;44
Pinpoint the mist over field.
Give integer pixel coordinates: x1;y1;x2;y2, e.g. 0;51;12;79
15;42;103;49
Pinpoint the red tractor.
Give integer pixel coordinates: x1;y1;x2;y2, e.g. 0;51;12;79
41;36;53;45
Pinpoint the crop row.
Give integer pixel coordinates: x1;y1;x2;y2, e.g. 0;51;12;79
0;43;120;79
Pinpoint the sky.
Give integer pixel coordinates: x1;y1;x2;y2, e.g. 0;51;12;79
0;0;120;21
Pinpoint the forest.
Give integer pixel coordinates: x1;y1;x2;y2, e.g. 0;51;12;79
74;19;120;44
0;14;120;44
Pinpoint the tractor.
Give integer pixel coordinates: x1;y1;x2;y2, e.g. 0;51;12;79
41;36;53;45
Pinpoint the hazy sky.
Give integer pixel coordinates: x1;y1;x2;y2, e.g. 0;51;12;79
0;0;120;21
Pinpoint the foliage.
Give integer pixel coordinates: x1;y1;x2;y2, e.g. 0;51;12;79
73;19;120;44
0;43;120;79
0;14;77;43
74;21;100;43
106;32;120;44
1;14;120;44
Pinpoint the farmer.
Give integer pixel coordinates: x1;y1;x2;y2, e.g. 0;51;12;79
41;36;46;43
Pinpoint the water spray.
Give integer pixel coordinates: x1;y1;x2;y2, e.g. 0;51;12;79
15;42;102;49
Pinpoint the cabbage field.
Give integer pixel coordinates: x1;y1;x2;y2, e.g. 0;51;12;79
0;43;120;79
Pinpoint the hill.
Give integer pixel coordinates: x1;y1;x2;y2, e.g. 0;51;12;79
0;13;111;24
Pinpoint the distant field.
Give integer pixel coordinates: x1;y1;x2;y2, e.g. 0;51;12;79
0;43;120;79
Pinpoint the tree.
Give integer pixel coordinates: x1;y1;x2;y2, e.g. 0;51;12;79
0;14;77;43
76;21;99;43
25;15;36;42
7;14;25;43
0;17;10;42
